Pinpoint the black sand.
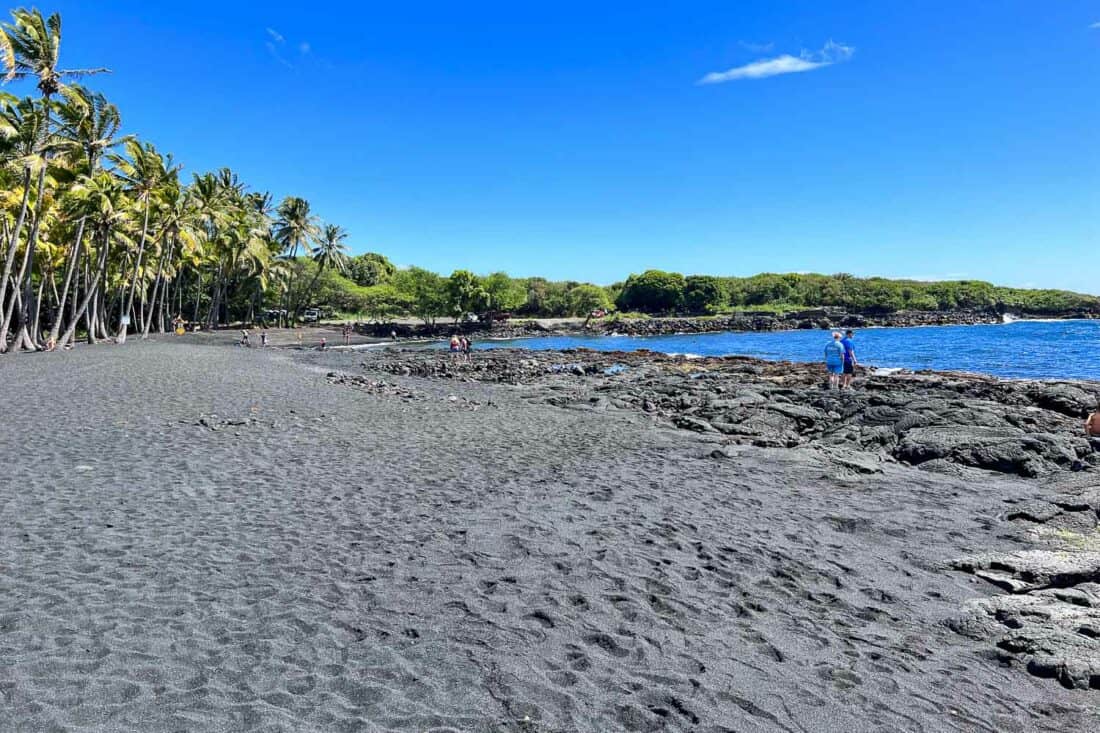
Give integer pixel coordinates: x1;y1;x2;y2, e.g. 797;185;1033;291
1;339;1097;732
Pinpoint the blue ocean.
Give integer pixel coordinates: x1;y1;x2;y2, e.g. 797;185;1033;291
465;320;1099;381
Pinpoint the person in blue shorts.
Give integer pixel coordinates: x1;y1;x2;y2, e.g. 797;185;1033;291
824;331;845;389
840;329;858;389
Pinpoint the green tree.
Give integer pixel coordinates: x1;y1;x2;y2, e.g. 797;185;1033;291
393;266;447;325
360;283;410;322
566;283;611;320
273;195;317;319
445;269;485;319
346;251;395;287
305;223;349;298
683;275;727;314
616;269;684;313
481;271;525;316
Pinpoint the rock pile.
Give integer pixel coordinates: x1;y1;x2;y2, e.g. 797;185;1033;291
364;349;1100;478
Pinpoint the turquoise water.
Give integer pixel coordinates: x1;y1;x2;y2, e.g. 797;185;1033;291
461;320;1099;381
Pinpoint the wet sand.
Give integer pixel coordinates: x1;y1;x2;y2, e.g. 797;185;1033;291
1;337;1096;732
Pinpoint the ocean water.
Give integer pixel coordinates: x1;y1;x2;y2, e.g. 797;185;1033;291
459;320;1100;381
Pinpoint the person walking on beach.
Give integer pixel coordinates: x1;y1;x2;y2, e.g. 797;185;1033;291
391;329;397;342
260;330;268;347
462;335;473;363
342;323;351;346
840;329;858;389
319;336;327;351
824;332;844;389
449;334;461;361
240;329;251;347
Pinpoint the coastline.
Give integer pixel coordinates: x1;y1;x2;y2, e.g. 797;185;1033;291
346;309;1099;342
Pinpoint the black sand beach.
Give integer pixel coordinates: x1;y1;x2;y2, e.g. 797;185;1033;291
2;338;1098;732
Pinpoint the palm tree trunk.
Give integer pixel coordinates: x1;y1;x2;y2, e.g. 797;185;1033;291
48;217;86;344
0;167;33;334
31;275;46;341
58;230;112;349
0;216;36;352
15;164;50;350
118;198;151;342
142;239;172;338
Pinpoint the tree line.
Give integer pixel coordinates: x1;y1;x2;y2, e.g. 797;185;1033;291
315;262;1099;324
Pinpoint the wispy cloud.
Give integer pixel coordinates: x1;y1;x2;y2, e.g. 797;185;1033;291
738;41;774;53
266;41;294;69
1090;21;1100;29
265;27;310;69
698;40;854;84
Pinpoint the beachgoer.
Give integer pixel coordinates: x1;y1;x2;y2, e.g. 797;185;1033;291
840;329;857;389
449;334;461;360
391;330;397;342
319;337;327;351
462;335;473;363
240;329;250;347
260;330;268;347
1086;406;1100;437
824;332;844;389
296;331;303;347
342;323;351;346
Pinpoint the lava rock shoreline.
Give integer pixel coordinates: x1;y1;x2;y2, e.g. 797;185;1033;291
363;347;1100;479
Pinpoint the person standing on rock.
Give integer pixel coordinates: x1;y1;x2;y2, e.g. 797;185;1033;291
841;329;858;389
824;332;845;389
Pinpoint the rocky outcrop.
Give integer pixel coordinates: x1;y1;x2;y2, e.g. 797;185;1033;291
361;348;1100;478
948;477;1100;689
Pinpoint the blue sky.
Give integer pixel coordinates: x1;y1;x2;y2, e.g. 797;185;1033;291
33;1;1100;291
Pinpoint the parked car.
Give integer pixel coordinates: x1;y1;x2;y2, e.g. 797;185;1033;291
301;309;320;323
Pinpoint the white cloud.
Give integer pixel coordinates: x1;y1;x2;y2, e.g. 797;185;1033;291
299;42;311;55
266;27;285;43
699;40;854;84
1091;21;1100;29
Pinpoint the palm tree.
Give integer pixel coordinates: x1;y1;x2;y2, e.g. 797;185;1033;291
56;170;125;348
109;139;178;340
0;94;42;349
56;85;127;172
0;8;108;350
304;223;349;299
273;195;317;321
46;86;127;345
0;94;54;351
0;9;108;113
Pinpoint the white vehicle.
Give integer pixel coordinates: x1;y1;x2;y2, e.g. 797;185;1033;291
301;309;320;323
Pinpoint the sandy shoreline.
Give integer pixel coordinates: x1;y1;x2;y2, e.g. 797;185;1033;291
2;337;1098;731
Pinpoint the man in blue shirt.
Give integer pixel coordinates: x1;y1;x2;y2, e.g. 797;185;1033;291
840;330;857;389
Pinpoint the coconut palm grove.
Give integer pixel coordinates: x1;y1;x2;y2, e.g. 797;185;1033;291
0;7;1096;354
